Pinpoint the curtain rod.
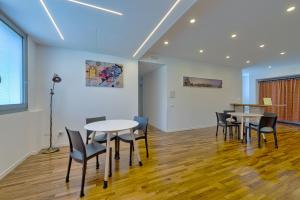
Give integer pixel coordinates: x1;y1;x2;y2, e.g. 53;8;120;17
257;74;300;82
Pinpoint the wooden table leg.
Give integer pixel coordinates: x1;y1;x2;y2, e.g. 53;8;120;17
130;128;142;166
103;132;111;189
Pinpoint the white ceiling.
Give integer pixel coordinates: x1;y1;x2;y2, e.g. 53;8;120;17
145;0;300;68
0;0;196;59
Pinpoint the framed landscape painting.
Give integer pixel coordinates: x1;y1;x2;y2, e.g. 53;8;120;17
86;60;124;88
183;76;222;88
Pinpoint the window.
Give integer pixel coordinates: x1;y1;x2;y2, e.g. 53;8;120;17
0;13;27;114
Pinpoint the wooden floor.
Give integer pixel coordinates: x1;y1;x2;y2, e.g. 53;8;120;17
1;125;300;200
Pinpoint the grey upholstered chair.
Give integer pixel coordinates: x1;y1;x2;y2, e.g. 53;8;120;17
118;116;149;166
65;127;112;197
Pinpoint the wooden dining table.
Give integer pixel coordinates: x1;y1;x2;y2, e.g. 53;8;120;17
229;112;263;142
84;119;142;188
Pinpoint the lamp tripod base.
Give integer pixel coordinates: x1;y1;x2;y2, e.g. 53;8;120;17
41;147;60;154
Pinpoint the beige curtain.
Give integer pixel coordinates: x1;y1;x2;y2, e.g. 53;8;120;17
259;79;300;122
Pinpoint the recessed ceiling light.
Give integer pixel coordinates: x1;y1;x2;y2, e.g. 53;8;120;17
199;49;204;53
287;6;296;12
39;0;64;40
226;56;230;59
190;18;196;24
280;51;286;55
164;41;169;45
66;0;123;15
132;0;181;58
231;34;237;38
268;66;272;69
246;60;251;64
259;44;265;48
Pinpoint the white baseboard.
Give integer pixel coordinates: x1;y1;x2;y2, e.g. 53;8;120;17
0;149;41;180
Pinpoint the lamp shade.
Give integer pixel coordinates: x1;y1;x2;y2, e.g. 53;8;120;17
52;74;62;83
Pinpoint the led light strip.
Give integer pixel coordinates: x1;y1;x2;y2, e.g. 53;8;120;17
132;0;181;58
40;0;65;40
66;0;123;16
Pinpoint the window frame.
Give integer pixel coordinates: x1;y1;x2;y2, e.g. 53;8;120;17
0;12;28;114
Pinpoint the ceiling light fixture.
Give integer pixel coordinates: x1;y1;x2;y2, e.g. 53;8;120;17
259;44;265;48
66;0;123;15
226;56;230;59
268;66;272;69
132;0;181;58
164;41;169;45
280;51;286;55
39;0;64;40
199;49;204;53
246;60;251;64
287;6;296;12
231;34;237;38
190;18;196;24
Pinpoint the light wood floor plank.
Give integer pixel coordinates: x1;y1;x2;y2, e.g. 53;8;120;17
1;125;300;199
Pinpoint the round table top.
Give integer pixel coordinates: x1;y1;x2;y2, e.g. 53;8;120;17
84;119;139;132
229;112;263;117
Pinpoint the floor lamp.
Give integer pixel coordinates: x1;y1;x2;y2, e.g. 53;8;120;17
41;74;62;154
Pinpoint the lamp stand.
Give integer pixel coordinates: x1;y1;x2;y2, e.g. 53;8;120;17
41;82;59;154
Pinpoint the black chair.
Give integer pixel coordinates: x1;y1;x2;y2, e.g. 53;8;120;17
65;127;112;197
216;112;240;140
118;116;149;166
247;112;277;142
249;115;278;148
86;116;118;160
224;110;239;123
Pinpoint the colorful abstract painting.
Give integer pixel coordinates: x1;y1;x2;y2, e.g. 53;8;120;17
183;76;222;88
86;60;124;88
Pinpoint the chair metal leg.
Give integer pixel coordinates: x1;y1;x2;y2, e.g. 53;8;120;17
114;137;120;160
216;125;219;136
258;132;261;148
109;147;112;177
224;126;227;141
66;156;72;183
96;155;99;169
145;138;149;158
80;161;87;197
274;131;278;148
129;142;133;166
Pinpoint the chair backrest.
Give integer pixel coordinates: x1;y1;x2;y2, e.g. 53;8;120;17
65;127;86;157
223;110;237;121
259;115;277;129
86;116;106;138
133;116;149;135
216;112;226;124
263;112;277;117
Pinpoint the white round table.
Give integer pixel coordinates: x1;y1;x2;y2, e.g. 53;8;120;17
229;112;263;141
84;120;141;188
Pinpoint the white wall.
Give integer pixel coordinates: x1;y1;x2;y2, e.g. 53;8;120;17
36;46;139;147
143;66;168;131
243;64;300;104
141;57;242;132
0;37;42;178
163;58;242;132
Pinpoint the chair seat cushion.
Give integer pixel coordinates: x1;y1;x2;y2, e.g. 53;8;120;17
71;142;106;162
86;142;106;159
118;132;145;142
260;127;274;133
